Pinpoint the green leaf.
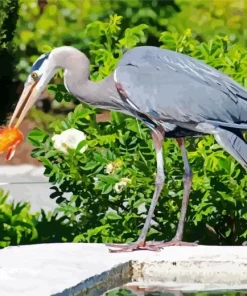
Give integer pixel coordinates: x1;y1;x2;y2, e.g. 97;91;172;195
102;184;113;194
106;212;122;220
73;234;84;243
27;128;49;146
55;92;64;103
37;157;53;168
83;162;98;170
76;140;87;153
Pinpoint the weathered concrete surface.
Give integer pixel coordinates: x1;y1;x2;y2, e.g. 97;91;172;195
0;243;247;296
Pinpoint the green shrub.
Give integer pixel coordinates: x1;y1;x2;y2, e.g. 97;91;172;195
0;0;18;46
0;188;79;248
169;0;247;46
27;17;247;246
0;188;38;247
0;0;19;125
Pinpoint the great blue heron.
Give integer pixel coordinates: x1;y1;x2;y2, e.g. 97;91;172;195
9;46;247;252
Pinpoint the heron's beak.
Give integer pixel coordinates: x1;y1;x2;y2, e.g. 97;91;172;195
8;79;40;128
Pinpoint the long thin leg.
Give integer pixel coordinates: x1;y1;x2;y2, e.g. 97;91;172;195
174;138;192;240
136;127;165;243
161;138;197;246
106;126;166;252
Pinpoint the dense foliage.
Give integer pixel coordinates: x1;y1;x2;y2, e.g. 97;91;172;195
167;0;247;46
0;0;19;125
1;0;247;248
0;189;78;248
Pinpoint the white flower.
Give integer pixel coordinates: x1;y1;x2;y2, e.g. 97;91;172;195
114;177;131;193
105;160;123;174
106;163;114;174
52;128;87;154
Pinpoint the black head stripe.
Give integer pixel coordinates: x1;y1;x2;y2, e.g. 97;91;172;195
30;52;50;73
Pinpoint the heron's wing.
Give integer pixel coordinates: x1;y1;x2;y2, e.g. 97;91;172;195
114;46;247;127
214;127;247;169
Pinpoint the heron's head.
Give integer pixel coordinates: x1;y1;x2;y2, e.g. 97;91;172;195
9;46;88;128
9;51;57;127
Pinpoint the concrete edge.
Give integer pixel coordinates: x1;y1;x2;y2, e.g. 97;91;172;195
53;259;247;296
132;260;247;284
52;261;132;296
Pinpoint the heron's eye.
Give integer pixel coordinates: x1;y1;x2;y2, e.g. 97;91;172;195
31;72;38;80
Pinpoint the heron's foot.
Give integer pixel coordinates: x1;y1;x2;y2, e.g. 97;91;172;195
160;238;198;247
105;241;166;253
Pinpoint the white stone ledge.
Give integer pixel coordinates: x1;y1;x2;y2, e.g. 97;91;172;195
0;243;247;296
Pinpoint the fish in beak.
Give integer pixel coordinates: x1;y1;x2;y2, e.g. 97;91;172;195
0;51;58;161
3;78;41;160
0;126;24;160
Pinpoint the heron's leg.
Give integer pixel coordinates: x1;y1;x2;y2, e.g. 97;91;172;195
161;138;197;246
174;138;192;240
106;126;166;252
136;127;165;243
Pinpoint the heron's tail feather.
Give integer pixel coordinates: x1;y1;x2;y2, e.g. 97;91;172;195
214;128;247;169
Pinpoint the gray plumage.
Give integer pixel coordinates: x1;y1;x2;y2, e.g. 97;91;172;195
115;46;247;128
114;46;247;168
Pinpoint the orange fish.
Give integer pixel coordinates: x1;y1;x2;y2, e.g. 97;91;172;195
0;127;24;161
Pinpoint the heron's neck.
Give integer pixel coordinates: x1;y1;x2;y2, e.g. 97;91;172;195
64;69;122;111
53;46;122;110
